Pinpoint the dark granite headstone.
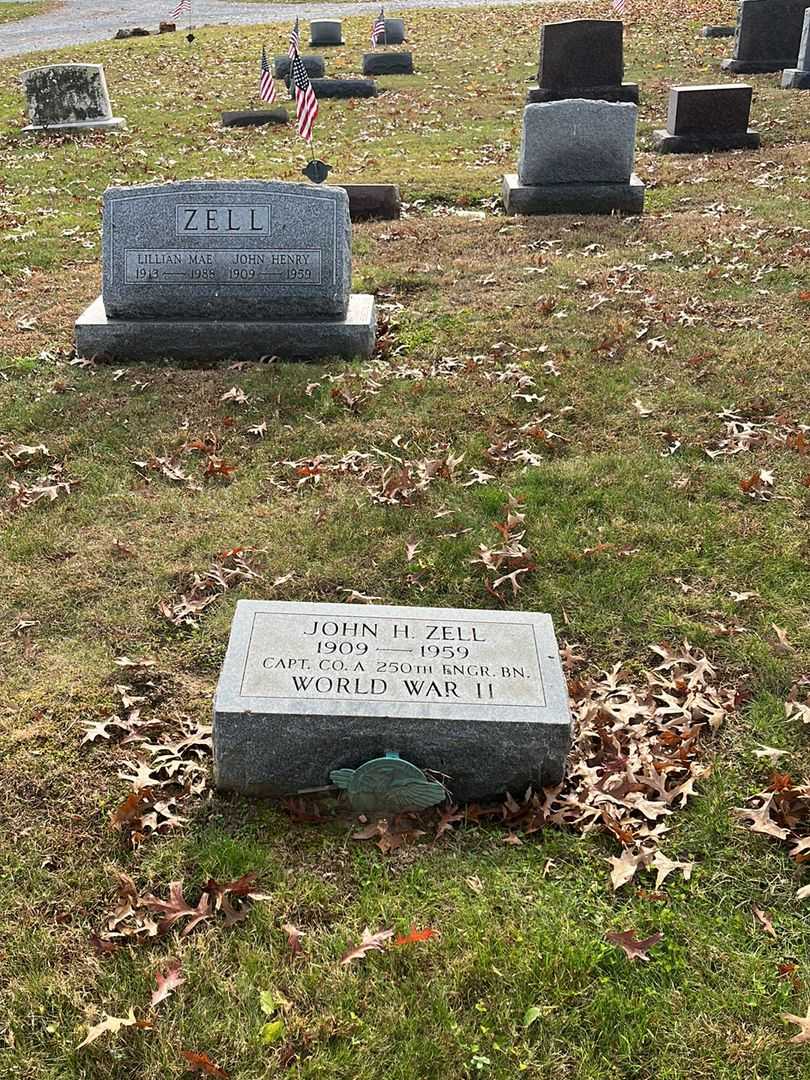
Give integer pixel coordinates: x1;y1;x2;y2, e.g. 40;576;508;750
782;9;810;86
310;20;343;46
213;600;572;802
273;54;325;81
362;51;414;75
527;19;639;104
221;109;288;128
383;18;407;44
653;84;760;152
305;78;378;99
722;0;810;73
74;180;376;361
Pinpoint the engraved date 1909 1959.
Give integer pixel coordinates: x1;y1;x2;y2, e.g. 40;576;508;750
124;249;322;286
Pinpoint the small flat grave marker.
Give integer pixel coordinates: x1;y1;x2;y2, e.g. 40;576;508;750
213;600;572;804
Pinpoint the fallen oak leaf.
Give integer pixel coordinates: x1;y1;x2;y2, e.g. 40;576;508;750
77;1009;150;1049
339;927;394;965
782;1005;810;1044
605;929;663;962
151;958;185;1006
282;922;305;956
393;927;440;946
181;1050;230;1077
753;906;777;938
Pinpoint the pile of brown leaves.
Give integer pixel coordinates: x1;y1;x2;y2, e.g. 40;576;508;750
94;872;269;949
158;547;261;628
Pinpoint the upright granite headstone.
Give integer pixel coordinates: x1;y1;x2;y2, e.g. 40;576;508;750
782;8;810;86
653;84;760;152
213;600;572;803
384;18;407;44
503;99;644;215
20;64;125;133
74;180;376;362
310;20;344;46
722;0;810;73
527;20;639;104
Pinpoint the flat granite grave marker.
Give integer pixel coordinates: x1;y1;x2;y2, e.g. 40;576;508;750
302;78;378;99
74;180;376;362
310;20;344;46
503;99;644;215
221;109;288;128
273;54;325;81
722;0;810;72
527;20;639;104
362;51;414;75
20;63;125;133
213;600;572;803
782;9;810;86
653;84;760;152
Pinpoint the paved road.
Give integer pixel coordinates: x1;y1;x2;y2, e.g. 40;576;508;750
0;0;546;58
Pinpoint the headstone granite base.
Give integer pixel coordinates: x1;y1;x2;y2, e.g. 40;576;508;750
502;172;645;216
700;25;736;37
527;83;639;104
652;128;760;152
75;293;376;362
213;600;572;802
23;116;126;134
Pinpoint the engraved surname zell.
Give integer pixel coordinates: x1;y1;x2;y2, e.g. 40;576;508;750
175;204;269;235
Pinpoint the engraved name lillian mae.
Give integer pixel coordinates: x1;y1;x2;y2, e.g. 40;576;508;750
250;618;542;706
124;249;322;285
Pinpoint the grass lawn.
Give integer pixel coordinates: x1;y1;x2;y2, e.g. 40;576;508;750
1;2;810;1078
0;1;54;24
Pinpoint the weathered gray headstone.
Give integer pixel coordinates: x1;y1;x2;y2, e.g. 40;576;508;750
782;9;810;86
722;0;810;73
74;180;376;361
362;51;414;75
20;64;125;133
527;20;639;104
213;600;572;803
273;54;325;81
504;100;644;216
310;19;343;46
653;84;760;152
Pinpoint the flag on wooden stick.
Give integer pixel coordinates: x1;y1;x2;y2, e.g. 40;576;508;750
290;52;318;143
259;46;277;104
371;8;386;47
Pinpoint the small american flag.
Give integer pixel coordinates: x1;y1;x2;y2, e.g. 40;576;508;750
291;52;318;143
172;0;191;20
259;46;276;104
611;0;626;16
288;17;300;59
371;8;386;47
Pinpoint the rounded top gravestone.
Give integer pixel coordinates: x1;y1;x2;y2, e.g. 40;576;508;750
100;180;352;322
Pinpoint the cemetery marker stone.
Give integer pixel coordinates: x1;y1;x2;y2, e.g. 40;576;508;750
20;64;125;133
653;84;760;152
362;52;414;75
722;0;810;72
310;20;344;46
503;99;644;216
782;9;810;87
527;20;639;104
383;18;407;44
75;180;376;362
213;600;572;804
